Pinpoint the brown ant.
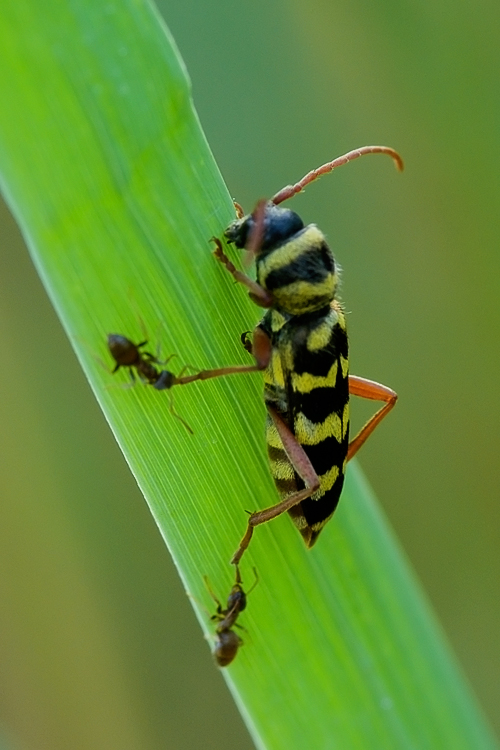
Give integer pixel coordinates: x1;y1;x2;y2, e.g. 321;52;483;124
107;334;175;390
107;334;193;433
205;566;258;667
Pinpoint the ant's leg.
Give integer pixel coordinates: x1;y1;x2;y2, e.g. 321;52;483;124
152;324;177;367
245;567;259;597
347;375;397;461
167;392;193;435
136;341;160;365
127;367;137;386
106;367;136;391
203;575;223;619
231;405;320;565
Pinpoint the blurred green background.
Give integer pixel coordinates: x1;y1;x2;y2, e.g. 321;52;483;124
1;0;499;748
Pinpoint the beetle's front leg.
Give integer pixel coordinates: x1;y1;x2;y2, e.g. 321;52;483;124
211;237;273;309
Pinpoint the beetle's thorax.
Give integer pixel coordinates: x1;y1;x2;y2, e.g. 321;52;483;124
256;223;337;315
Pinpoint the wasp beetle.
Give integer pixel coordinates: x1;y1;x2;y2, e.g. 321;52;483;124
208;146;402;563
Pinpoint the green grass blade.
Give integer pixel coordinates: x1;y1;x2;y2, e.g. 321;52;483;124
0;1;497;748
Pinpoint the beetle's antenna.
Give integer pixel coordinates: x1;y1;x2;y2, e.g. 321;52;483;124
243;198;267;265
271;146;403;205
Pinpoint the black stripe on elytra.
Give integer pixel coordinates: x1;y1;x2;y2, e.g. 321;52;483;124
275;477;298;495
290;323;348;378
295;382;349;423
263;243;334;291
301;434;349;477
267;445;288;463
300;482;345;526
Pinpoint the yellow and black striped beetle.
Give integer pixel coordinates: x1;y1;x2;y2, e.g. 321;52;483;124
209;146;403;564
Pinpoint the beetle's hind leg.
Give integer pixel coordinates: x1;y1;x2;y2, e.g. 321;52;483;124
347;375;397;461
231;405;320;565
